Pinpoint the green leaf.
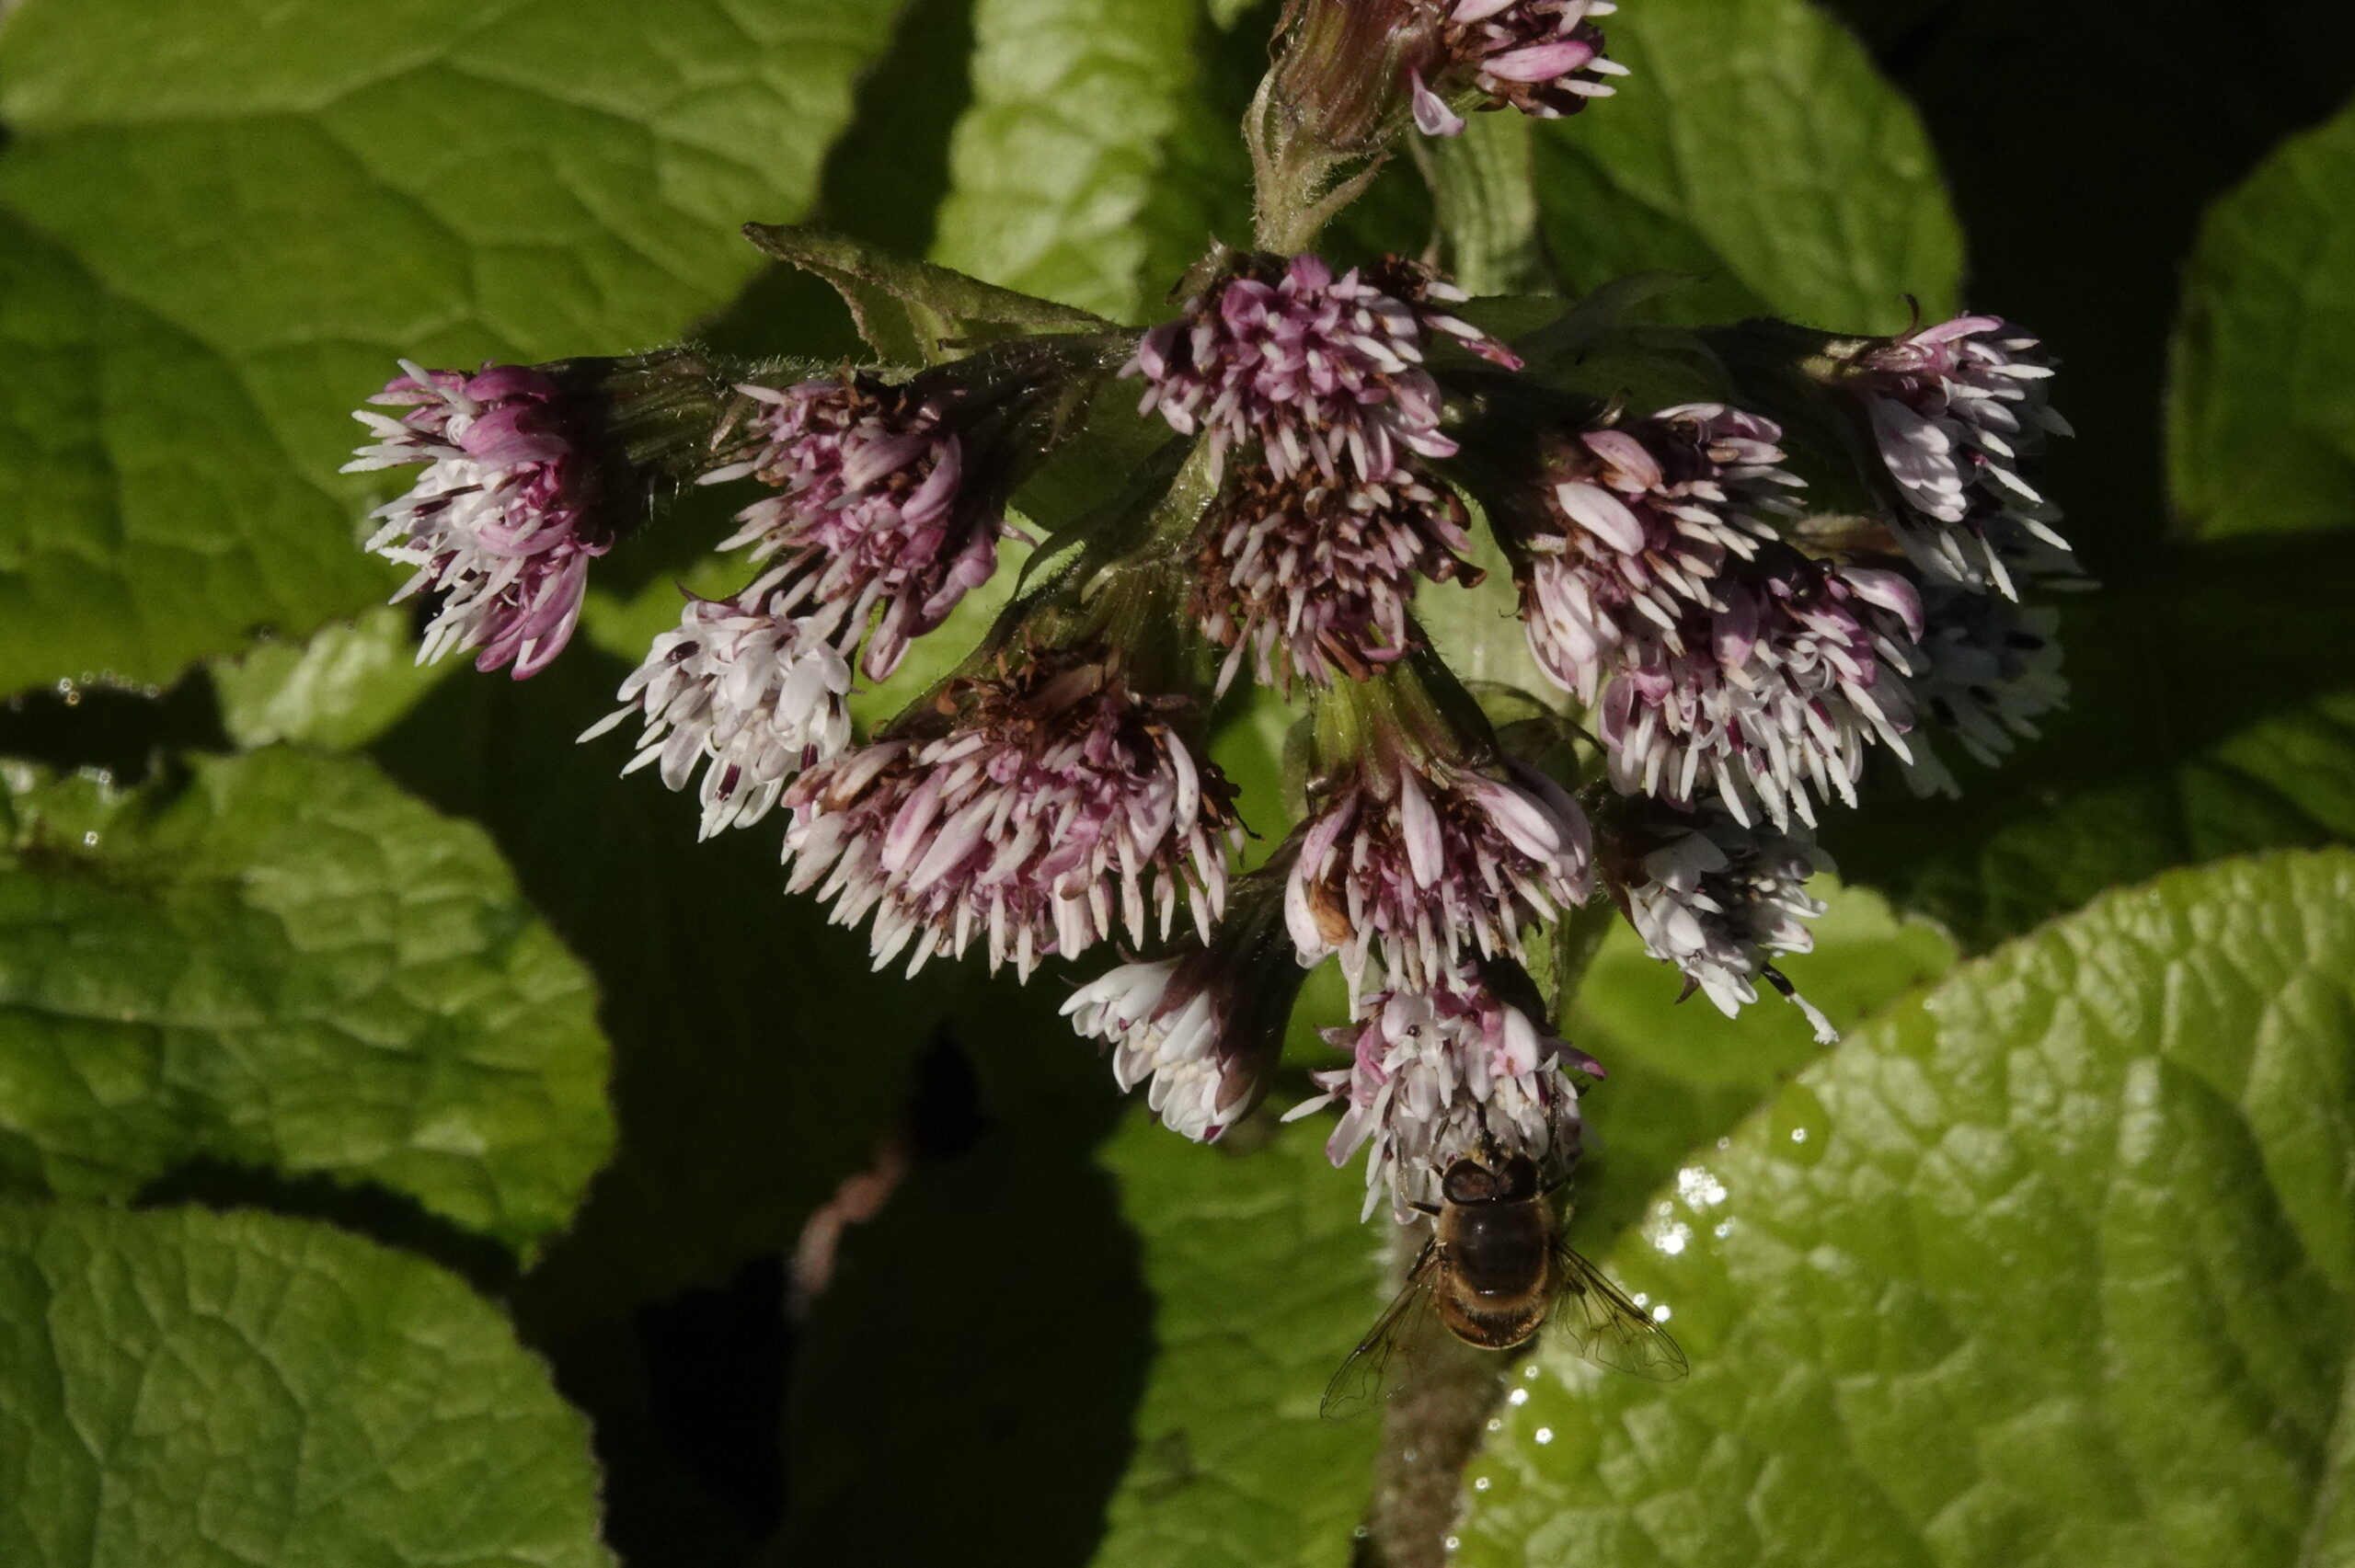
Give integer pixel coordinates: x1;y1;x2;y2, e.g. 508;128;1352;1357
0;748;610;1257
212;607;456;751
1534;0;1961;331
929;0;1201;320
0;0;902;698
1825;532;2355;951
0;1201;611;1568
2171;100;2355;537
1460;847;2355;1567
744;223;1109;364
1090;1113;1387;1568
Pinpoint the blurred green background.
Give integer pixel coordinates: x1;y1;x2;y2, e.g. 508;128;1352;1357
0;2;2351;1565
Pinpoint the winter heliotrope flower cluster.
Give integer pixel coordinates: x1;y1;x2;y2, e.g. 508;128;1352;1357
341;1;2072;1228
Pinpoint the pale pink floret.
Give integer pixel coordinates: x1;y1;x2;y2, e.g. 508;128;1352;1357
1850;315;2073;596
1286;751;1591;991
1196;460;1476;692
1518;403;1803;702
1285;965;1599;1220
1411;0;1626;137
582;566;856;839
1600;555;1925;830
704;376;1003;681
345;361;605;679
1613;802;1836;1044
1123;254;1517;487
782;657;1240;980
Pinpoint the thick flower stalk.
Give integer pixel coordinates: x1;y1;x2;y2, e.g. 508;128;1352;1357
1287;739;1591;991
1195;459;1477;692
1514;403;1804;701
1842;314;2073;596
1125;253;1515;486
1599;555;1926;830
1604;801;1836;1043
345;361;613;679
705;372;1000;681
582;567;855;839
1063;874;1305;1142
1901;586;2067;797
1286;964;1600;1219
781;651;1240;980
1407;0;1626;137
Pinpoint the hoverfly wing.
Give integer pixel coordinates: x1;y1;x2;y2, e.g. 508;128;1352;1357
1321;1239;1444;1420
1552;1244;1690;1382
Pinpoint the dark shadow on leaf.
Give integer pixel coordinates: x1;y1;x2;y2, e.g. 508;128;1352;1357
136;1157;520;1295
0;670;227;785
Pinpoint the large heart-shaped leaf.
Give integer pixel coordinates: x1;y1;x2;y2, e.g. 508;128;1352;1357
0;0;900;698
0;1201;612;1568
0;747;610;1258
1460;848;2355;1566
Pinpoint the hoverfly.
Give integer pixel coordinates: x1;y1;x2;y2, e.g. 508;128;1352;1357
1322;1150;1686;1418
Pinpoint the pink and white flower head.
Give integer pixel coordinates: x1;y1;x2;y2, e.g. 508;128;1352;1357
1408;0;1626;137
1123;253;1516;487
1285;965;1599;1220
1600;554;1926;830
1517;403;1804;702
1846;315;2073;597
781;651;1242;980
346;361;612;679
581;567;855;840
1286;746;1591;992
1901;585;2068;798
1609;802;1836;1044
703;373;1001;681
1063;884;1305;1142
1196;459;1477;693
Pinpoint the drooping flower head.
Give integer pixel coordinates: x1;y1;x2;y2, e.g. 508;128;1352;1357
1603;798;1836;1044
1407;0;1626;137
1286;963;1600;1220
1284;668;1591;991
1513;403;1804;701
1195;459;1477;692
1840;315;2073;597
705;372;1000;681
346;361;624;678
1124;252;1516;487
1901;585;2067;798
1600;552;1926;829
782;649;1241;980
581;566;855;840
1063;871;1306;1142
